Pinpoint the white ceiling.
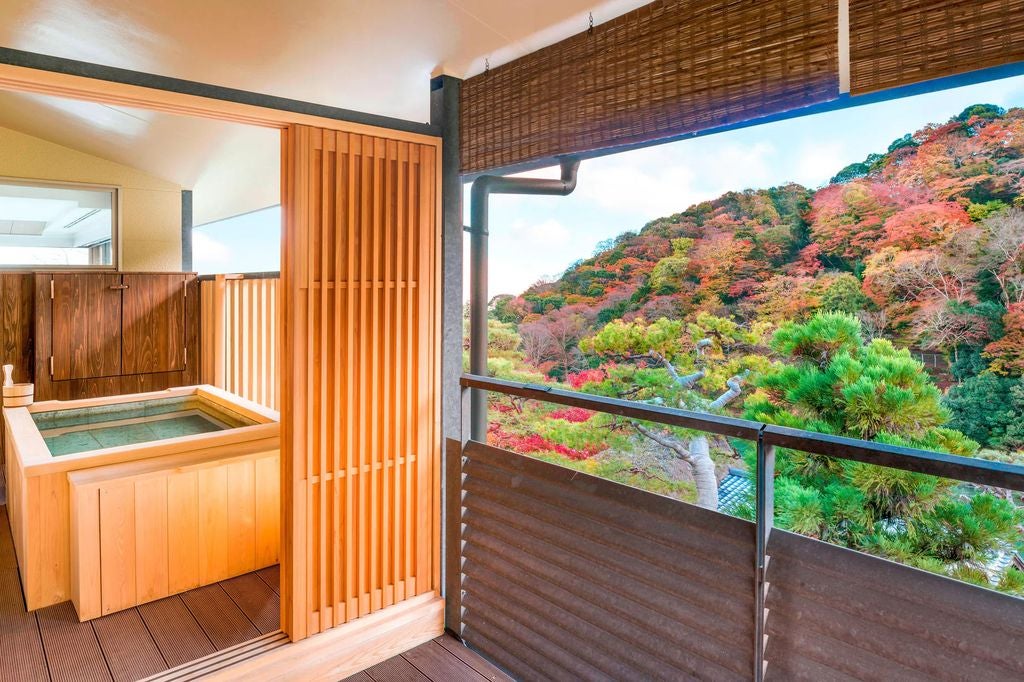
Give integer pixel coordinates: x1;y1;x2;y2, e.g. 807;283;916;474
0;0;650;223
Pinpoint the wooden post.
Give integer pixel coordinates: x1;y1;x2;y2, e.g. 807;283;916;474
213;274;227;389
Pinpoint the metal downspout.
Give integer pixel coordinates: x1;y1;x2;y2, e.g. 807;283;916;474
468;157;581;441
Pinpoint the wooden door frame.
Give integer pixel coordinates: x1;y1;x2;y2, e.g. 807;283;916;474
0;60;443;644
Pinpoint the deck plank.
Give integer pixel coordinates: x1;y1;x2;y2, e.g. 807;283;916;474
91;608;167;682
0;566;48;682
36;600;112;682
435;635;514;682
220;572;280;634
364;654;430;682
342;673;375;682
138;596;216;669
255;564;280;594
401;640;489;681
179;584;260;649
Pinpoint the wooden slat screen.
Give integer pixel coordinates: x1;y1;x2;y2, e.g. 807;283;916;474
460;0;839;174
201;276;279;411
280;125;440;640
850;0;1024;95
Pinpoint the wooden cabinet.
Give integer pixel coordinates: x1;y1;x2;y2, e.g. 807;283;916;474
51;273;123;381
35;272;198;401
121;274;187;375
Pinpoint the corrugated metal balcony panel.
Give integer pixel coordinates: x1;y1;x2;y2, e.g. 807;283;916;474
460;442;755;682
462;465;751;630
765;529;1024;680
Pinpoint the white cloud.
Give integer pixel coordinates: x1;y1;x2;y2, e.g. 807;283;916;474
192;229;232;267
483;218;581;296
568;139;779;220
792;140;848;189
518;217;571;247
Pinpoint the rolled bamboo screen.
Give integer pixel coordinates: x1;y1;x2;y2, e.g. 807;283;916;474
280;125;440;640
460;0;840;173
850;0;1024;95
201;275;279;411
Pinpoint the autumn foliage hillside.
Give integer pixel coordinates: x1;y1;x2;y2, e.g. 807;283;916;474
493;104;1024;399
483;105;1024;588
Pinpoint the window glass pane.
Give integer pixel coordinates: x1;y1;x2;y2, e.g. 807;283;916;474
0;181;114;266
192;205;280;275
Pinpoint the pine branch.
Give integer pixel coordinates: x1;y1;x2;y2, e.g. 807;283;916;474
631;421;693;464
649;350;704;388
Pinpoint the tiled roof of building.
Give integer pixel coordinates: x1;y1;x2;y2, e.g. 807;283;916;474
717;467;752;516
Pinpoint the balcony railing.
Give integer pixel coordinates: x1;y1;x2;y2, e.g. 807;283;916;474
454;374;1024;681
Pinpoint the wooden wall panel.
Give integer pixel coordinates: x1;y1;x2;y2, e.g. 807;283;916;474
0;273;34;383
281;125;440;640
200;276;279;410
0;272;34;504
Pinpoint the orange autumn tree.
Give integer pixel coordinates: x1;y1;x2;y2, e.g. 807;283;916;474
809;181;929;262
985;303;1024;375
881;202;972;249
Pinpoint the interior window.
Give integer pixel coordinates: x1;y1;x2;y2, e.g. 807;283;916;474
0;180;116;267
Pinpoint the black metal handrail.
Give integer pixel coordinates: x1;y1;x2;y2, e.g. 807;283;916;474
461;374;761;440
459;372;1024;681
460;373;1024;492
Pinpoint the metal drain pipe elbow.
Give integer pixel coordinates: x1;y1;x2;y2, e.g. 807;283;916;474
468;157;581;441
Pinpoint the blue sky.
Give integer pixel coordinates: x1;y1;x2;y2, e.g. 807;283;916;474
193;75;1024;289
193;205;281;274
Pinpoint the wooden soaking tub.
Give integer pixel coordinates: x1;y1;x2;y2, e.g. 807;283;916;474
3;385;279;617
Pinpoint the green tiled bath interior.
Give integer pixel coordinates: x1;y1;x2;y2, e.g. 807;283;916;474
34;395;258;456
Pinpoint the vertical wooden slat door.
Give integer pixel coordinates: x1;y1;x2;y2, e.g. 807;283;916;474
281;124;439;640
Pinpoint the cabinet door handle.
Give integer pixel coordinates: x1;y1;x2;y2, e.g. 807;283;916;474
109;284;129;290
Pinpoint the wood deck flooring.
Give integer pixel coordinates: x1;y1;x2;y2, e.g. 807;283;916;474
0;504;280;682
343;634;513;682
1;503;510;682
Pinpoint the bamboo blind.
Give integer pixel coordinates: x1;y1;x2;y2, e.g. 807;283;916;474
280;125;439;640
460;0;839;173
200;276;279;411
850;0;1024;95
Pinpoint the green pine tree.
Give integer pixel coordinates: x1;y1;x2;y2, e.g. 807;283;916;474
744;312;1023;591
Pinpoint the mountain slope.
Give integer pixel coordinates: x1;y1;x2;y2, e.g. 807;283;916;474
494;103;1024;383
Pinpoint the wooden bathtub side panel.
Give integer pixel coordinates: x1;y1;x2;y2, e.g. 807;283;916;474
70;481;101;620
167;471;200;594
134;476;169;604
99;480;137;614
5;411;74;610
255;453;280;567
4;422;26;576
70;450;280;620
226;460;257;577
26;472;71;610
